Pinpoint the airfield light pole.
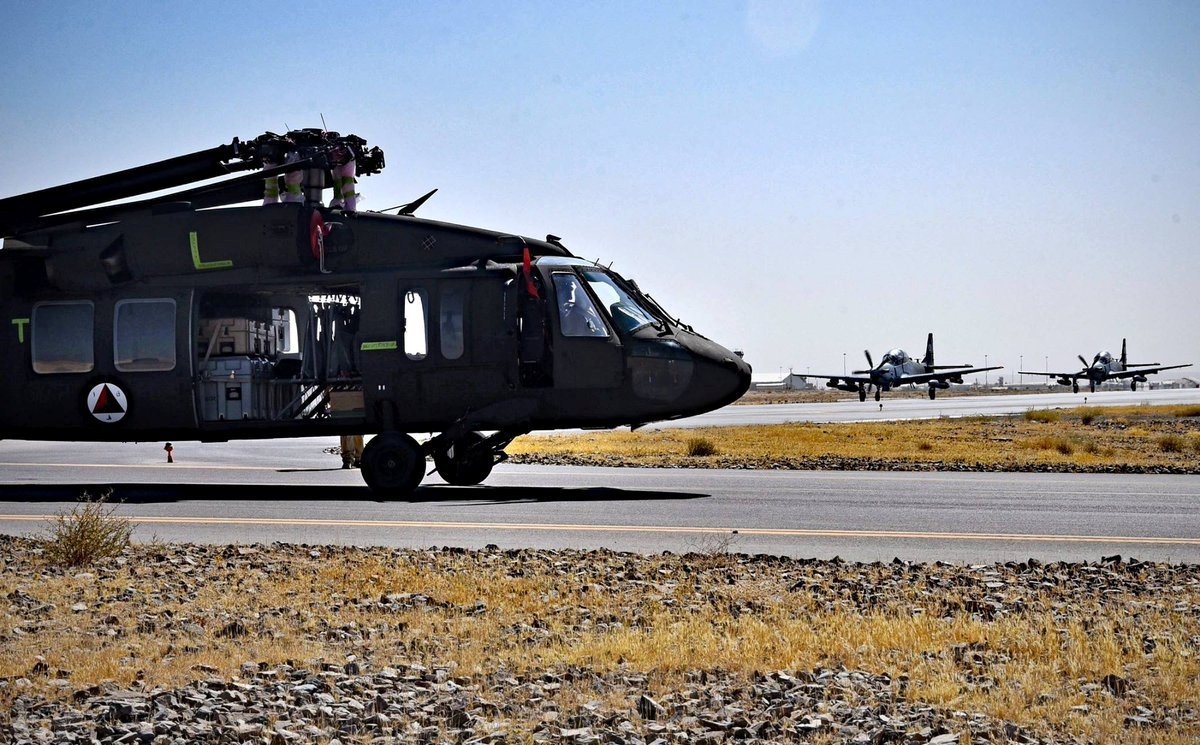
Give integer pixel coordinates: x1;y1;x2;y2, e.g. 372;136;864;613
1020;355;1023;386
843;353;846;376
984;354;989;386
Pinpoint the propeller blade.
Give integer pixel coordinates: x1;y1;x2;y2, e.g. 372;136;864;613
864;350;874;369
1078;355;1090;368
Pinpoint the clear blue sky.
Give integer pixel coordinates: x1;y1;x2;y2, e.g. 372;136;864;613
3;1;1197;381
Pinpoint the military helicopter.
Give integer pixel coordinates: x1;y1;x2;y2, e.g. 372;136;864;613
0;128;751;495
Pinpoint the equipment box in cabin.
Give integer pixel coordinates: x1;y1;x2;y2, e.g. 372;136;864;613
197;318;272;358
200;356;274;421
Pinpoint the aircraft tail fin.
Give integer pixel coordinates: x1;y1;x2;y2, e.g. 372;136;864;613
1121;338;1127;367
922;332;934;368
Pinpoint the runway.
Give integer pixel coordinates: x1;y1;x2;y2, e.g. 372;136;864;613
0;439;1196;563
650;387;1200;428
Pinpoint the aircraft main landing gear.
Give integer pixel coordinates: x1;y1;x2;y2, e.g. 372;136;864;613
433;431;495;486
858;386;867;402
1072;382;1079;394
928;386;937;400
1131;381;1137;391
361;432;424;496
874;389;881;402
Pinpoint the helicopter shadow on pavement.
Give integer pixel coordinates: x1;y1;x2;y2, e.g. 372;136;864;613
0;482;709;505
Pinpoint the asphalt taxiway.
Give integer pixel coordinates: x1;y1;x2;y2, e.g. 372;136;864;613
0;438;1196;563
650;387;1200;428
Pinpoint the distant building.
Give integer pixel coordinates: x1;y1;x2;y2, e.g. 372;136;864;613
750;372;813;391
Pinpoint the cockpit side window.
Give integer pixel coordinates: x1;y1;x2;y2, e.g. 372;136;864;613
580;270;657;335
552;273;608;338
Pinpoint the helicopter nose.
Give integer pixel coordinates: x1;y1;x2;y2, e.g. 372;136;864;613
674;333;751;413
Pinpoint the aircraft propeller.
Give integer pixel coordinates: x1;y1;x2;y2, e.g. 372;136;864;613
1078;354;1090;368
864;349;874;370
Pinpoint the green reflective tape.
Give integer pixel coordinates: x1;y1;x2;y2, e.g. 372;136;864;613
11;317;29;344
189;232;234;270
361;340;398;351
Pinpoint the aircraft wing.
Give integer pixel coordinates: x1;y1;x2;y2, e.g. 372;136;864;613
1106;363;1192;379
900;366;1003;386
812;374;873;385
1018;370;1082;379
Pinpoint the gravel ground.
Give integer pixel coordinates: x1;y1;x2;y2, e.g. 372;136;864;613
2;537;1198;744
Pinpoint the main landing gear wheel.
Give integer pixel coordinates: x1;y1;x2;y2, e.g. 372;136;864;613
928;386;937;400
858;388;867;402
1131;381;1137;391
1072;382;1079;394
874;389;881;402
361;433;424;496
434;431;495;486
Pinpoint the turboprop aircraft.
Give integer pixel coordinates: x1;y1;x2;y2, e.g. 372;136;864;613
1018;339;1190;393
816;333;1000;401
0;128;751;495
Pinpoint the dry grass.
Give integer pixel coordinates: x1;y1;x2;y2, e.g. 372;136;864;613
1;544;1196;743
510;405;1200;471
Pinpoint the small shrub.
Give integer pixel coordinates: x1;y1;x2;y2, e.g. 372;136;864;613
41;490;133;567
685;437;718;457
1157;434;1185;454
1177;405;1200;418
916;442;934;452
1077;408;1099;425
1024;410;1061;424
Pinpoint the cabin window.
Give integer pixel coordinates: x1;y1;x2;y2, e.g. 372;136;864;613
553;273;608;338
439;284;467;361
404;288;428;360
115;299;176;372
31;301;94;374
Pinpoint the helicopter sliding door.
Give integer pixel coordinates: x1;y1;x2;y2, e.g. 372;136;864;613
548;271;623;389
357;273;519;431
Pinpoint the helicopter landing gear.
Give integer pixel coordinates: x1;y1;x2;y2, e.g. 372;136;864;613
433;431;495;486
361;432;424;496
858;386;867;402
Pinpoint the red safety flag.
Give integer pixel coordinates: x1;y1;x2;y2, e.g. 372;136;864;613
522;245;539;298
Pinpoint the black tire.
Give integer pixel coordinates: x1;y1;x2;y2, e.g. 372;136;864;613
874;389;881;402
1072;382;1079;394
858;388;866;402
929;386;936;400
433;431;494;486
1130;381;1137;391
361;433;424;495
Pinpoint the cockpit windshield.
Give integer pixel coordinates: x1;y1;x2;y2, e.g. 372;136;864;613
580;270;658;334
883;349;907;365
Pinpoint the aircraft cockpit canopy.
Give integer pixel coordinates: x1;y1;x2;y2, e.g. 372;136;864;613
882;349;908;365
542;257;665;337
1098;352;1113;364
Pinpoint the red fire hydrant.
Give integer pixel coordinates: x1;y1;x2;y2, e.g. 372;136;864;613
164;442;174;463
